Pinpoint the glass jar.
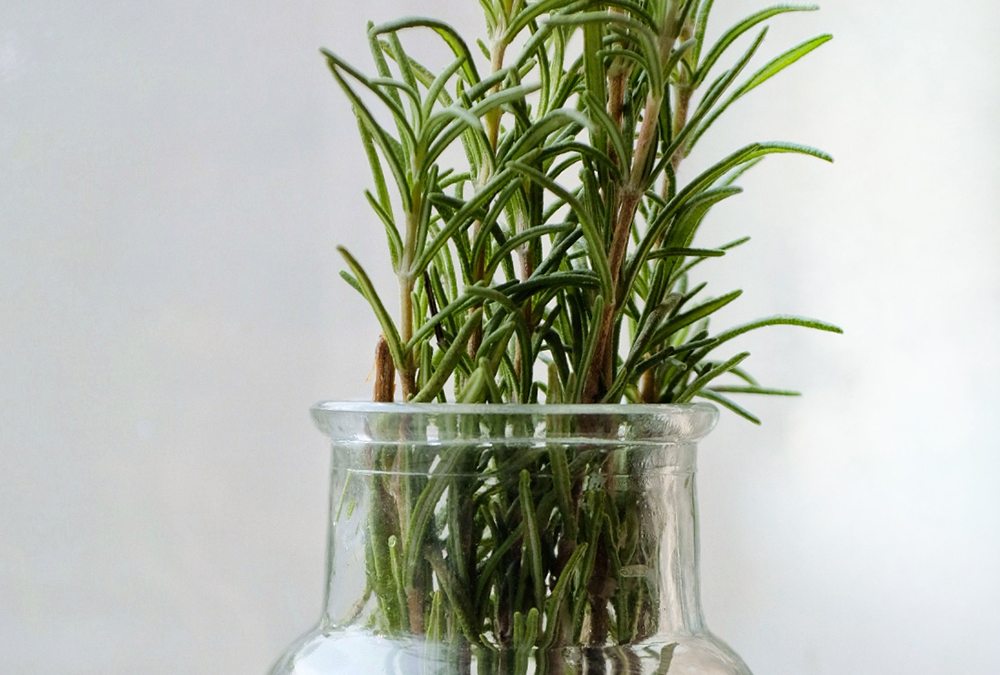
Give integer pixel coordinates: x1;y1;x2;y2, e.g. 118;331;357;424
269;403;752;675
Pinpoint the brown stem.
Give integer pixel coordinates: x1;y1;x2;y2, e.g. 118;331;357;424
587;541;616;646
671;89;692;171
607;6;628;137
640;369;658;403
584;2;691;403
373;335;396;402
583;94;663;403
398;275;417;399
607;65;628;170
407;590;425;634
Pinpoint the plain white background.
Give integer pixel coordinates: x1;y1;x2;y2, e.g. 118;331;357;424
2;1;999;673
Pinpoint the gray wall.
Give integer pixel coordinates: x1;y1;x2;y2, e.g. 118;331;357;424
2;1;999;673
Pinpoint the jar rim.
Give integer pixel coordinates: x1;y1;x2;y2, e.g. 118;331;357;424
311;401;719;443
313;401;718;416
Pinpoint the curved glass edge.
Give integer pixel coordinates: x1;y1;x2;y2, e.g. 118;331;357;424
311;401;719;444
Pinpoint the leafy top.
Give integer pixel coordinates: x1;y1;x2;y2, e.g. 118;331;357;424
328;0;840;422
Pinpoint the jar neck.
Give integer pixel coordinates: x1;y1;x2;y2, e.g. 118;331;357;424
653;467;706;634
320;434;710;646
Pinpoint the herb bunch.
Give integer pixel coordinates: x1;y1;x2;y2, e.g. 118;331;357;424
311;3;841;667
330;0;840;420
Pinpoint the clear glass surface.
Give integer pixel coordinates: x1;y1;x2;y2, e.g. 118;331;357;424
270;403;751;675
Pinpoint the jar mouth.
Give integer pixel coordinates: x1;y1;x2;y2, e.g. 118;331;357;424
311;401;719;443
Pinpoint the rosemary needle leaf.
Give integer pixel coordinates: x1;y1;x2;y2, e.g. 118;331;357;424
411;308;484;402
323;50;418;150
711;386;802;396
695;4;821;87
540;542;588;648
369;17;481;84
677;352;753;403
336;247;405;374
697;389;763;425
740;34;834;97
647;247;727;259
653;290;743;345
363;190;402;271
519;469;546;611
712;315;845;347
509;161;614;299
503;0;579;41
691;35;834;149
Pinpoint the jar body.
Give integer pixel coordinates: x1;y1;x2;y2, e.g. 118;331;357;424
270;403;751;675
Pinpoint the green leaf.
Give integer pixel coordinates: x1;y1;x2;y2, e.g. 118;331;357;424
410;308;484;402
336;247;406;374
661;27;768;166
582;21;607;110
323;53;412;212
583;93;630;168
500;108;592;164
470;182;522;269
363;190;402;272
647;247;726;259
720;158;764;187
540;541;588;648
653;642;681;675
664;142;832;222
338;270;364;296
624;186;743;302
356;119;393;224
743;34;832;95
653;290;743;345
509;161;614;300
484;224;575;279
548;443;576;540
422;56;467;120
712;314;844;346
505;271;602;300
479;0;499;33
425;83;541;168
547;12;663;95
538;141;622;179
603;297;683;402
695;4;820;87
386;536;409;630
519;469;546;611
464;286;533;402
369;17;482;84
676;351;752;402
369;77;422;121
628;299;678;366
694;0;717;65
689;34;833;151
456;365;490;403
423;545;478;642
475;519;525;607
572;295;605;402
414;167;517;276
385;32;420;109
663;37;698;88
503;0;580;41
697;388;762;424
710;385;801;396
322;50;418;151
426;105;486;142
